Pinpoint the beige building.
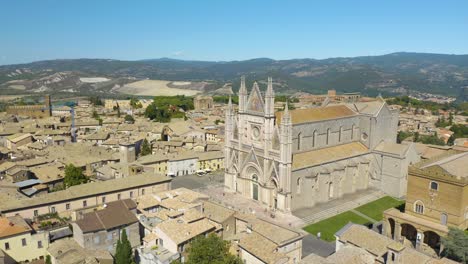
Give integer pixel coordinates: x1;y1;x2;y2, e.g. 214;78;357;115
232;213;305;264
0;173;171;219
5;133;33;150
136;188;304;264
197;151;224;171
0;215;49;263
194;95;214;111
47;238;113;264
383;152;468;256
301;223;457;264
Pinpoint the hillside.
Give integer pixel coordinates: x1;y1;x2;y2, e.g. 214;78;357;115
1;52;467;98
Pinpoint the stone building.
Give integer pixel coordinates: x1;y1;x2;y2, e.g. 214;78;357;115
72;199;140;254
194;95;214;111
6;95;52;118
296;90;361;105
383;152;468;256
224;77;419;213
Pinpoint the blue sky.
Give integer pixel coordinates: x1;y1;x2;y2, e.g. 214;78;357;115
1;0;467;65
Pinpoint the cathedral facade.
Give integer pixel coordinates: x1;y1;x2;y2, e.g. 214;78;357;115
224;77;419;213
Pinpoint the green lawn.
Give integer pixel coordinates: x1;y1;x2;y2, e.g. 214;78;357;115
303;211;371;241
354;196;405;221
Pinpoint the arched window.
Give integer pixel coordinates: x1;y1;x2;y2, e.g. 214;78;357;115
326;128;331;145
430;181;439;191
414;200;424;214
297;177;302;194
297;132;302;150
339;126;343;142
312;130;317;148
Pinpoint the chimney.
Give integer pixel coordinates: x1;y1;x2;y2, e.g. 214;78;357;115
386;242;405;264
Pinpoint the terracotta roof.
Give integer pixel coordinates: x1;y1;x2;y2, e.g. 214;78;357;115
238;232;289;264
0;215;31;238
292;142;368;170
336;224;394;256
202;201;235;224
276;105;356;125
156;217;216;244
421;152;468;179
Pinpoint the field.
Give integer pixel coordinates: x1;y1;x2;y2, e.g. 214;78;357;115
116;80;203;96
303;211;371;241
0;95;26;101
354;196;405;221
79;77;110;83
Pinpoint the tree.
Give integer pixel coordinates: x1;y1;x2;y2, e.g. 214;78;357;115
447;135;455;146
129;98;142;109
448;112;454;125
397;131;412;144
182;233;242;264
124;114;135;123
441;227;468;263
45;255;52;264
89;96;103;106
64;164;87;188
116;103;121;118
140;139;152;156
115;229;134;264
92;110;99;119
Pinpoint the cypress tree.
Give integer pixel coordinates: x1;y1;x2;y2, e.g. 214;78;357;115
115;229;133;264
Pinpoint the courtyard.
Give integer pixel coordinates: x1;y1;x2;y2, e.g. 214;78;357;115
303;196;405;241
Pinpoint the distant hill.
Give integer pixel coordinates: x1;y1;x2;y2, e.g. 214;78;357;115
1;52;467;98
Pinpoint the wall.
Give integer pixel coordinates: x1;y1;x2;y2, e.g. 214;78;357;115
406;173;467;228
239;248;266;264
290;155;370;210
168;158;197;176
292;116;360;153
0;231;48;262
3;182;170;219
78;222;140;254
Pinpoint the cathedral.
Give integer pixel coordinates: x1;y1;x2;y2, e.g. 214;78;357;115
224;77;419;213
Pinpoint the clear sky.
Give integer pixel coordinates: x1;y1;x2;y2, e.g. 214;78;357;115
1;0;467;65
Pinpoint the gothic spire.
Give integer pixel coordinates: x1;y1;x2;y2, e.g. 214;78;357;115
252;81;259;91
227;95;233;112
282;101;291;124
239;76;247;95
266;77;274;97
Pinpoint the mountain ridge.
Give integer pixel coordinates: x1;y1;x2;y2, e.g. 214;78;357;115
1;52;467;99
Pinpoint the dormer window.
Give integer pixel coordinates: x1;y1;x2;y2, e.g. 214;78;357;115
430;181;439;191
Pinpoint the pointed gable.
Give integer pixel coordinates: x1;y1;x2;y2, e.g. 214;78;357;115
246;82;265;113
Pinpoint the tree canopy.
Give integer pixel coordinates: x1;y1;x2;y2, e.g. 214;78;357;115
175;233;242;264
124;114;135;123
129;98;143;109
441;227;468;263
64;164;87;187
140;138;152;156
144;96;192;122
